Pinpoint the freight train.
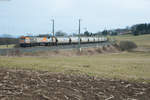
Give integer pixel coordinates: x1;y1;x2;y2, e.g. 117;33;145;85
19;36;108;47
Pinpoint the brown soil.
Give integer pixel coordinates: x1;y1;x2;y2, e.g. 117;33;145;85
0;68;150;100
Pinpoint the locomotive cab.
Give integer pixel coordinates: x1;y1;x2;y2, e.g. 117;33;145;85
19;36;31;47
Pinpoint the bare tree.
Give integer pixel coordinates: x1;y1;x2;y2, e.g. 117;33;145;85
55;31;67;37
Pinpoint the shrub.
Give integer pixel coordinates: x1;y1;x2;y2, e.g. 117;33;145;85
102;46;107;51
95;48;102;53
119;41;137;51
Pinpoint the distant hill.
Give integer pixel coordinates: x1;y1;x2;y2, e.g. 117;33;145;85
0;34;18;38
0;37;19;45
0;34;19;45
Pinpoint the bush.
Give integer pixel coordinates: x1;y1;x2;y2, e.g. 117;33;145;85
119;41;137;51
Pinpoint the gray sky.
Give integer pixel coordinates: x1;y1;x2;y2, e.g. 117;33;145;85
0;0;150;36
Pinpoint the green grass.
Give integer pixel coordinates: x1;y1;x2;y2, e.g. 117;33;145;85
0;44;15;49
113;34;150;48
0;52;150;82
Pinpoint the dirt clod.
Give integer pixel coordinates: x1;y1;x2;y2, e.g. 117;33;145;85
0;68;150;100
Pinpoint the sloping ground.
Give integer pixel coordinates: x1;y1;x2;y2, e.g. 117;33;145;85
0;68;150;100
11;45;120;56
113;34;150;49
113;34;150;53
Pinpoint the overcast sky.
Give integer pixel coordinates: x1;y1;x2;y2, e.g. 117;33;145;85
0;0;150;36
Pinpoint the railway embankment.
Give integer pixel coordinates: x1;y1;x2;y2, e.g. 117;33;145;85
0;42;116;56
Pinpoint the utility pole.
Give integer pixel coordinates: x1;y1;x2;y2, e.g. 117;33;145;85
51;19;55;36
78;19;81;50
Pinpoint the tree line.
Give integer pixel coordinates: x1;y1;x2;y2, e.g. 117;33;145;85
96;23;150;36
55;23;150;37
0;38;19;45
131;23;150;35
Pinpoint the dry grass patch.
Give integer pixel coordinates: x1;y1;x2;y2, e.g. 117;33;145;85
0;44;15;49
0;51;150;82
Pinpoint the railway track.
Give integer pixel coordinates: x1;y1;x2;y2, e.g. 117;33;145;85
0;41;114;55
